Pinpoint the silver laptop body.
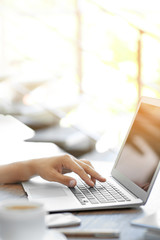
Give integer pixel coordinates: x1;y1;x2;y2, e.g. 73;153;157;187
22;96;160;212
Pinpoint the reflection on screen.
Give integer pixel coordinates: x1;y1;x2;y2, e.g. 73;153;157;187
116;103;160;191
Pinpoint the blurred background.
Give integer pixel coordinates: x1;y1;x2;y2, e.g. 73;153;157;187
0;0;160;161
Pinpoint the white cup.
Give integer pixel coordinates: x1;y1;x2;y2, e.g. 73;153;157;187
0;200;46;240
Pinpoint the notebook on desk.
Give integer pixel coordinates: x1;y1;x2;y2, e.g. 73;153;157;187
22;96;160;212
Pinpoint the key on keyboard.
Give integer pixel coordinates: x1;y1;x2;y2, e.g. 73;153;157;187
70;180;131;205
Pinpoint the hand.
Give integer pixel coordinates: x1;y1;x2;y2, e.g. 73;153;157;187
33;154;106;187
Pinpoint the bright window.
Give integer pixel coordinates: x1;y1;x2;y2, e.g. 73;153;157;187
0;0;160;152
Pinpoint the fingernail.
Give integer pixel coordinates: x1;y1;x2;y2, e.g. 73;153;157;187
69;179;76;187
89;180;94;186
100;175;106;180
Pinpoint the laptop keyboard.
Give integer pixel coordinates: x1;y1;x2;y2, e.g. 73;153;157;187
70;180;131;205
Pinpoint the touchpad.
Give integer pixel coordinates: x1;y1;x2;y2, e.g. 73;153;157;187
29;187;67;198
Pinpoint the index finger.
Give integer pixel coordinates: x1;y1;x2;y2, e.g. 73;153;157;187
61;155;97;187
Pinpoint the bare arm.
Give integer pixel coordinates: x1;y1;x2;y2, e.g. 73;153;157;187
0;161;35;184
0;154;106;187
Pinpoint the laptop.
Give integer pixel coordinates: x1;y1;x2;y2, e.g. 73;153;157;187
22;96;160;212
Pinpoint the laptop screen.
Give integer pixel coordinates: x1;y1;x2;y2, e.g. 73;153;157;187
115;102;160;192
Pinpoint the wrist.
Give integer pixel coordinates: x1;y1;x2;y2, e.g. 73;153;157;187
23;159;38;179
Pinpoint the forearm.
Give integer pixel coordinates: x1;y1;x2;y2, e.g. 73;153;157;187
0;160;37;184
